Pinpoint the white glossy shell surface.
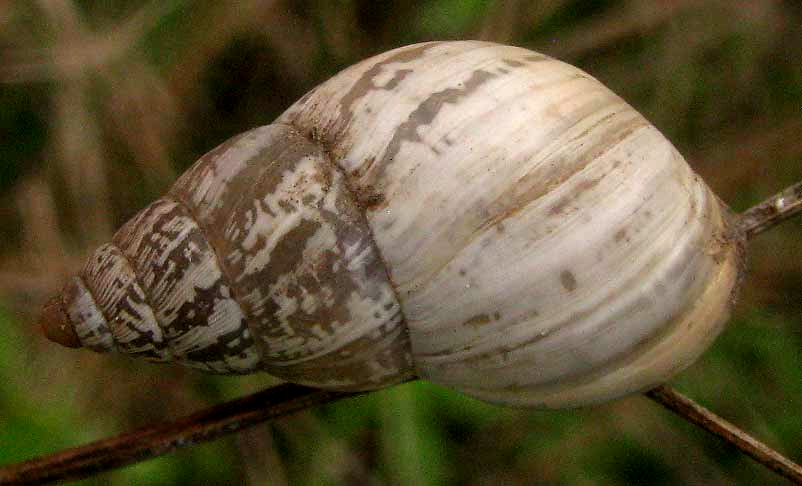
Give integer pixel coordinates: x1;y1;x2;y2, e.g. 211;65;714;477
279;41;742;407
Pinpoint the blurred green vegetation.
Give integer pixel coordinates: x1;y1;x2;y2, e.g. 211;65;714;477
0;0;800;484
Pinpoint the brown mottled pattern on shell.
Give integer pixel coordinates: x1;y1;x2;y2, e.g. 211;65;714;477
276;41;629;295
271;325;413;390
81;244;170;361
171;124;412;390
290;41;444;158
170;125;284;231
64;276;114;352
113;199;260;373
278;43;548;202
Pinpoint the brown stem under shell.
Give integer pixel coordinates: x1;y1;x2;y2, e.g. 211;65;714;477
0;384;358;485
1;383;800;485
645;386;802;484
738;181;802;239
3;181;800;485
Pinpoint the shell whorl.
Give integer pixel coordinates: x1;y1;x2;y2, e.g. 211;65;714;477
43;41;744;408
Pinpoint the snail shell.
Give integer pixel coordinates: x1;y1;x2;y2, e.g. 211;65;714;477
40;41;744;408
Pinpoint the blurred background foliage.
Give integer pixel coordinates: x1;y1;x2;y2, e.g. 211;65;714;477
0;0;800;484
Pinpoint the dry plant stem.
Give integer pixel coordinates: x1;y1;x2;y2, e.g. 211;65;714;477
0;181;799;485
738;181;802;239
2;383;799;486
0;384;360;485
645;386;802;485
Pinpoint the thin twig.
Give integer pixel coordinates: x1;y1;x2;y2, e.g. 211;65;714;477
645;386;802;484
738;181;802;239
1;181;800;484
0;384;360;485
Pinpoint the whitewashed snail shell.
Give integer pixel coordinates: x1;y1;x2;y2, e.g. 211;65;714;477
40;41;745;408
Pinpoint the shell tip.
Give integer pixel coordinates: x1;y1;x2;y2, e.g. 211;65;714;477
39;295;82;348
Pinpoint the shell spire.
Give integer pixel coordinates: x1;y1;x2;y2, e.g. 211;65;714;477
39;295;82;348
42;124;414;390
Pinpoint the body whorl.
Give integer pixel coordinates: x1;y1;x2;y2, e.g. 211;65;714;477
42;41;744;408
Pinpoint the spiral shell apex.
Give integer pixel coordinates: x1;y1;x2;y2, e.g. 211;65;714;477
41;41;745;408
